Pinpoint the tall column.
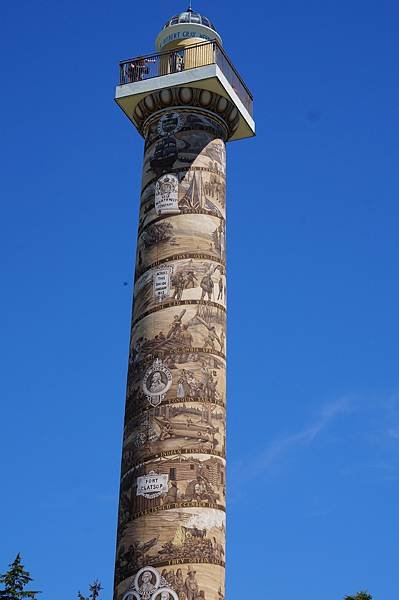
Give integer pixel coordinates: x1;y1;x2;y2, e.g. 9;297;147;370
114;87;238;600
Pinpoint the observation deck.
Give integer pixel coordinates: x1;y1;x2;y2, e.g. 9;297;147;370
115;40;255;141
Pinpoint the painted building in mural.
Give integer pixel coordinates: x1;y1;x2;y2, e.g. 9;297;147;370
114;8;255;600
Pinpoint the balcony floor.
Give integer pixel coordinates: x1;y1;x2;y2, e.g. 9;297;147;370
115;64;255;142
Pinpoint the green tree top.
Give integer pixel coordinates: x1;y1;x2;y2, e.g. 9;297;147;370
77;579;103;600
88;581;102;600
0;554;40;600
345;592;373;600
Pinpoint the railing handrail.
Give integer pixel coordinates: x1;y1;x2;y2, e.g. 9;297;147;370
214;44;253;102
119;40;253;102
119;40;217;68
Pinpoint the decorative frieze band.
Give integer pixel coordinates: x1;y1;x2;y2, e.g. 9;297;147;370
132;87;239;140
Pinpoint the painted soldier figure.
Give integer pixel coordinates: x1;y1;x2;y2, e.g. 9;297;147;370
167;311;185;338
171;271;185;300
200;273;214;301
185;270;198;288
205;326;219;351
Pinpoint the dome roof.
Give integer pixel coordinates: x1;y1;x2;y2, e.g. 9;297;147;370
162;8;217;33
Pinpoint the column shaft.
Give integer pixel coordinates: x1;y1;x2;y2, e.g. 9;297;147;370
115;95;230;600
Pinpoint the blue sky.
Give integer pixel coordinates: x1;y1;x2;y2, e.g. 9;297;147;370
1;0;399;598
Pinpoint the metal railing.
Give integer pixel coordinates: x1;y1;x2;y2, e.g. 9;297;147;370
119;40;253;116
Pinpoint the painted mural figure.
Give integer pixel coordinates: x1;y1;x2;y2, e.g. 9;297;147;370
185;270;198;288
171;272;185;300
138;572;156;599
176;376;185;398
185;476;217;503
200;272;214;301
217;277;223;301
167;311;185;338
175;569;186;599
148;372;165;393
164;480;178;503
185;570;199;600
166;569;176;587
195;317;222;352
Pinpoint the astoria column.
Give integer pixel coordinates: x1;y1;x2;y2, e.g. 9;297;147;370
114;9;255;600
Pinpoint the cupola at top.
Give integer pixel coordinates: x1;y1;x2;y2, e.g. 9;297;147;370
155;6;222;51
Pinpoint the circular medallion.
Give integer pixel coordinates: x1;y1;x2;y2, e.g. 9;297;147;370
157;111;185;136
142;358;173;407
151;588;179;600
134;567;161;594
122;592;140;600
